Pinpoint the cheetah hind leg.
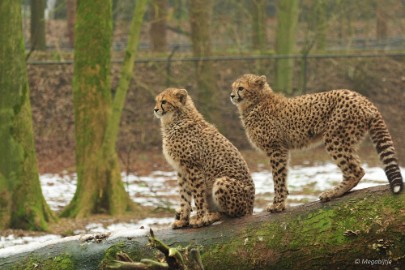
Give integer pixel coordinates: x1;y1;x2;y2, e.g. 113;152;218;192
320;151;365;202
213;176;251;217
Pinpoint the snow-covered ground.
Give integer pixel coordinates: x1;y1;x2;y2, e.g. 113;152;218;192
1;163;401;249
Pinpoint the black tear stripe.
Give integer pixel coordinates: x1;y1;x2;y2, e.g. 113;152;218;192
160;103;166;115
237;90;242;102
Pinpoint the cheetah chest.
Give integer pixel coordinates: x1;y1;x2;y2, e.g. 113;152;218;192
162;143;181;171
244;125;269;153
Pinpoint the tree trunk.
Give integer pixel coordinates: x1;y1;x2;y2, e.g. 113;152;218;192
2;185;404;269
0;0;55;230
189;0;220;124
61;0;147;218
251;0;266;53
30;0;46;50
66;0;76;48
53;0;66;19
312;0;327;51
376;0;388;41
99;0;148;213
275;0;299;94
149;0;167;52
61;0;115;218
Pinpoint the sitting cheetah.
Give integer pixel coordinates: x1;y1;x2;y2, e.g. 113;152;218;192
230;74;403;212
154;88;255;228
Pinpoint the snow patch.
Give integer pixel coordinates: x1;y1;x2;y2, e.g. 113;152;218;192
0;234;77;258
1;164;403;250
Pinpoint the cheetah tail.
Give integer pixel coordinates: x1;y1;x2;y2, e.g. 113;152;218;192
369;115;403;194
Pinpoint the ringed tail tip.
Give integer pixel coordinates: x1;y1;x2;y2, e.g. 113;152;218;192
393;184;402;194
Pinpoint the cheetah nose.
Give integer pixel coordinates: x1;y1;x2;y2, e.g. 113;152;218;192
154;108;159;112
230;94;235;99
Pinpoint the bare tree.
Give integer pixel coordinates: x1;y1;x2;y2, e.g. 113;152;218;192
66;0;76;48
61;0;147;218
30;0;46;50
189;0;220;124
0;0;55;230
251;0;266;52
149;0;167;52
376;0;388;41
275;0;299;94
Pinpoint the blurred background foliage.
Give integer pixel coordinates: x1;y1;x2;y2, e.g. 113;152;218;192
22;0;405;171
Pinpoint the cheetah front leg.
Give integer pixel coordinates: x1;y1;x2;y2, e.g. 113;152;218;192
266;147;289;213
172;173;192;229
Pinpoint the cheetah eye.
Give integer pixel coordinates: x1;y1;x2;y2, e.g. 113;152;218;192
238;86;244;91
161;100;167;105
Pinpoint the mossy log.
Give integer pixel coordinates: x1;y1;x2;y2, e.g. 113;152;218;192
1;185;404;270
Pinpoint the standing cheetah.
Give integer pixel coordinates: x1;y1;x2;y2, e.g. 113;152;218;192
230;74;403;212
154;88;255;228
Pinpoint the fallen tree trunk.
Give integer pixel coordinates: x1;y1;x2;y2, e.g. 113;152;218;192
1;185;404;269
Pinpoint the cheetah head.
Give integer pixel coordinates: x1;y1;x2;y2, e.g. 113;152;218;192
154;88;188;119
230;74;268;105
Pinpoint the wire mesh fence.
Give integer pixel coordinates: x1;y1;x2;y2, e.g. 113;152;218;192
28;53;405;168
28;52;405;92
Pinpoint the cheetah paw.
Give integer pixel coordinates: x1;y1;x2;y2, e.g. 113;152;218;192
319;190;335;202
189;216;205;228
189;212;221;228
172;219;189;229
266;202;285;213
204;212;221;224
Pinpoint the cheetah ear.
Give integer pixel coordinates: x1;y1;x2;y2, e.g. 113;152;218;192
254;75;267;87
176;88;188;104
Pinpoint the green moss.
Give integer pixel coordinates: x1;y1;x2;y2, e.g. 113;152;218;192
101;242;126;263
201;191;405;269
99;239;181;270
383;194;405;211
12;255;74;270
99;242;149;269
202;241;253;270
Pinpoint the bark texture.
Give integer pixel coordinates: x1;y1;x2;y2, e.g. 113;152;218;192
251;0;266;52
149;0;167;52
30;0;46;50
1;185;404;269
275;0;299;94
61;0;116;218
189;0;220;124
376;0;388;41
0;0;55;230
61;0;147;218
66;0;76;48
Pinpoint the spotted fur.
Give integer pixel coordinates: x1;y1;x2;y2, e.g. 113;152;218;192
230;74;403;212
155;88;255;228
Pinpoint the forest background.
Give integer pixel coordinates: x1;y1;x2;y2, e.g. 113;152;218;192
1;0;404;236
26;0;405;175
